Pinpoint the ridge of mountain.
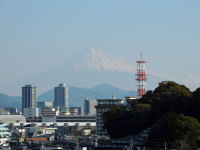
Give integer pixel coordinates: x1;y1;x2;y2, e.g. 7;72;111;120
0;93;21;110
38;84;137;107
0;84;137;111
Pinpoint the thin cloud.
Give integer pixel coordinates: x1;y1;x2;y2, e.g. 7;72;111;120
146;69;175;80
184;74;200;89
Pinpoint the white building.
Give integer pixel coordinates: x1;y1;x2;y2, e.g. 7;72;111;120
69;107;79;115
95;97;123;135
0;123;11;146
24;108;39;118
42;107;59;122
37;101;54;115
125;96;137;105
70;107;83;115
0;115;26;124
0;110;9;115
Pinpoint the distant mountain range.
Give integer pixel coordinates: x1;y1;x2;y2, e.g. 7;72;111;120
0;94;21;110
0;48;167;95
0;84;137;112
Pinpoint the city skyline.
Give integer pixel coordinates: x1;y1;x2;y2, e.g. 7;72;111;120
0;1;200;94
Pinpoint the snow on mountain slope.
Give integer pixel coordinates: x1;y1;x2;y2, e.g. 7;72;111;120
73;48;135;72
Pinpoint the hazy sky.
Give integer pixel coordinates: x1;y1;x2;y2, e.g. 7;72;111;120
0;0;200;90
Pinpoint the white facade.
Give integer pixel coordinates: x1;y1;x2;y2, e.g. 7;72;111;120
37;102;54;115
42;107;58;122
24;108;39;118
0;115;26;123
0;123;11;146
69;107;79;115
0;110;9;115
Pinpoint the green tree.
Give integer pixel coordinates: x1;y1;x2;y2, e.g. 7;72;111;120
193;87;200;100
142;81;192;119
102;106;130;138
102;80;200;149
149;112;200;149
153;81;192;99
103;104;153;139
188;87;200;121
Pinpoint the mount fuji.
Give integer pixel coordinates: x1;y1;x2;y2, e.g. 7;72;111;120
72;48;135;72
0;48;167;96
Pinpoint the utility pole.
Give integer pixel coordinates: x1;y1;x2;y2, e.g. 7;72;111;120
164;141;167;150
129;138;133;150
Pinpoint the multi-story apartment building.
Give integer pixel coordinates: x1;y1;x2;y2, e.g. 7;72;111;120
0;122;11;146
95;98;123;135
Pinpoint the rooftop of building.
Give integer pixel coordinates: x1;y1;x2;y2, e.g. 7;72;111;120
57;115;96;118
0;115;26;123
96;99;123;101
125;96;137;99
0;110;9;113
24;84;35;87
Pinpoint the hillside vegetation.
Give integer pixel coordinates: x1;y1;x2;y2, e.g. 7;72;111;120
103;81;200;149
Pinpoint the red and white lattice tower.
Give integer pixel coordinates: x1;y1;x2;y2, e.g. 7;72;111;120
136;53;147;98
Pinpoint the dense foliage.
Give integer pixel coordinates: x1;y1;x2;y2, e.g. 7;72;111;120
103;104;153;138
102;81;200;148
149;112;200;149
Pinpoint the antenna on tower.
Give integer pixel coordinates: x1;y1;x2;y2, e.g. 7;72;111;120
136;53;147;98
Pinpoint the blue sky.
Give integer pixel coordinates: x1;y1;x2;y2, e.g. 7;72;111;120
0;0;200;91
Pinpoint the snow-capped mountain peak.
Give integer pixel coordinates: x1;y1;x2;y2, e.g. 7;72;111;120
73;48;135;72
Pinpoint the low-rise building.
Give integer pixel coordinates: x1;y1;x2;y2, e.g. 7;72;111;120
0;122;11;145
69;107;79;115
24;108;39;118
84;99;96;115
70;107;83;115
42;107;59;122
4;107;18;115
125;96;137;105
0;110;10;115
37;101;54;115
56;115;96;122
0;115;26;124
37;102;54;108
